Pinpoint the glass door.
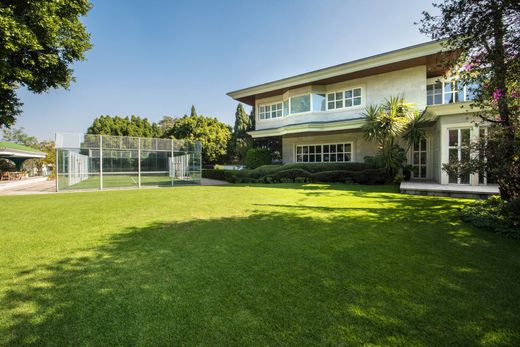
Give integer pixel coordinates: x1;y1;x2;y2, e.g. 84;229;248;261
448;128;470;184
412;137;427;179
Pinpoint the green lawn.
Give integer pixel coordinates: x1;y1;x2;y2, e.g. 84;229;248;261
1;184;519;346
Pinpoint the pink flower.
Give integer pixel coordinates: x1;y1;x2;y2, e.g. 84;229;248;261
511;92;520;99
492;88;502;101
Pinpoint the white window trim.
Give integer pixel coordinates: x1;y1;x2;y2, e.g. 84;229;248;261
411;136;429;179
447;127;472;185
288;93;312;116
325;87;364;111
293;142;355;163
258;101;283;121
427;79;475;106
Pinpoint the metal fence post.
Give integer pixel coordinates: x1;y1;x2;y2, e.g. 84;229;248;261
99;135;103;190
138;137;141;188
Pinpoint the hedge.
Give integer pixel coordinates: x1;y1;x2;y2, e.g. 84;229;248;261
246;148;272;169
201;169;235;182
312;169;386;184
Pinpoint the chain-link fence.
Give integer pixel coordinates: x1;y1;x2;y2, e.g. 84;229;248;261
55;133;202;191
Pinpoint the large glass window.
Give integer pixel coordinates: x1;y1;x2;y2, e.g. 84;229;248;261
448;128;471;184
259;102;283;120
427;81;443;105
290;95;311;114
427;80;478;105
312;93;326;112
296;143;352;163
327;88;362;110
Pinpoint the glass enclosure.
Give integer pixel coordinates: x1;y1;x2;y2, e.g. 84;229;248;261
55;133;202;191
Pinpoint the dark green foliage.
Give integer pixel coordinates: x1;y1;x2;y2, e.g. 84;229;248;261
246;148;272;169
312;169;386;185
201;169;235;182
271;169;312;181
164;114;232;164
87;115;162;138
0;158;15;173
460;196;520;239
229;104;253;163
282;162;374;173
0;0;92;127
419;0;520;201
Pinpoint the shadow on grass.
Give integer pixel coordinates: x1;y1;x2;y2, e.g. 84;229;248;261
2;194;520;345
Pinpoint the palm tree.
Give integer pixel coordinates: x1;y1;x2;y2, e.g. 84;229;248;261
362;96;426;177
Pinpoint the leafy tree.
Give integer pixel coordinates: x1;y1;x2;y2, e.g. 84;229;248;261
87;115;162;138
1;127;38;147
249;108;256;130
229;103;253;163
158;116;177;134
362;97;425;177
419;0;520;200
164;114;231;164
0;1;92;127
35;140;55;176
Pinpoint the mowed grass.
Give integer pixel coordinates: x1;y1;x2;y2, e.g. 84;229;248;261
0;184;519;346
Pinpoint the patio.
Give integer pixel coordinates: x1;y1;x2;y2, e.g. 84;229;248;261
400;181;500;199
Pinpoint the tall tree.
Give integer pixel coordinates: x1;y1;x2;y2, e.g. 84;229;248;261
0;1;92;127
1;127;38;147
164;114;231;164
190;105;197;117
87;115;162;138
230;103;252;163
419;0;520;200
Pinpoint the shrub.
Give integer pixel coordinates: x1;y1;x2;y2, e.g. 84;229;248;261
246;148;272;169
271;169;312;182
202;169;235;182
459;196;520;239
312;169;386;184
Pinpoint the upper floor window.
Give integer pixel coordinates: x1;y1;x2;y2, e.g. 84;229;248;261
327;88;362;110
259;102;283;120
290;94;311;114
427;80;478;106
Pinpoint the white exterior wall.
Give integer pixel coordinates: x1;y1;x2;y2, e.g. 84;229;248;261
255;65;427;131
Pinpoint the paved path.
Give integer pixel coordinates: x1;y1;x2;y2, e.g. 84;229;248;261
201;178;230;186
0;178;55;196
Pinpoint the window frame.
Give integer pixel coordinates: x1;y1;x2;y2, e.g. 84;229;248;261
258;101;283;121
289;93;312;115
427;79;476;106
447;127;471;184
294;142;354;163
326;87;363;111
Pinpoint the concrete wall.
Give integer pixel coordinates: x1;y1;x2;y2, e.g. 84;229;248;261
255;65;427;131
281;130;378;163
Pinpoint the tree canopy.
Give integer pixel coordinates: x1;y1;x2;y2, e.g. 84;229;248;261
229;103;253;163
419;0;520;200
163;114;231;164
0;0;92;127
87;115;162;138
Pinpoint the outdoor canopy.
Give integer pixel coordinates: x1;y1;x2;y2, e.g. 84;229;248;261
0;141;46;170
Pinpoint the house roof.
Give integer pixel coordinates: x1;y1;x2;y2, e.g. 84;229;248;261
0;141;46;158
228;40;449;106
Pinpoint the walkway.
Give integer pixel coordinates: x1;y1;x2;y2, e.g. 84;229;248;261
400;181;499;199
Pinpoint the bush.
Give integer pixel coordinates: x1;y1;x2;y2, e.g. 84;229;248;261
201;169;235;182
271;169;312;182
459;196;520;239
246;148;272;169
312;169;386;184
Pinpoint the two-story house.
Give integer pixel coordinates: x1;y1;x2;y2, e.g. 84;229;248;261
227;41;498;194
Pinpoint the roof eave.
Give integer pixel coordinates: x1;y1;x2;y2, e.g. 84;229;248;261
228;40;446;101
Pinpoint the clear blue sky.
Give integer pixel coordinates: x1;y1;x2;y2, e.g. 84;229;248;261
15;0;436;140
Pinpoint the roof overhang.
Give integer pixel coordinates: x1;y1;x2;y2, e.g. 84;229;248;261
424;102;481;119
248;118;367;138
228;40;451;106
0;148;46;159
